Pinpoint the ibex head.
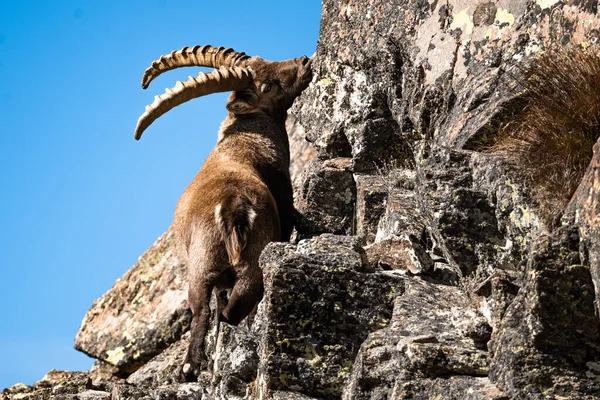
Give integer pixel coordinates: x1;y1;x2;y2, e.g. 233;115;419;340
134;45;312;140
225;56;312;117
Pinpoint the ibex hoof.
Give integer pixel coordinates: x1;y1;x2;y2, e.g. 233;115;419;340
179;362;199;383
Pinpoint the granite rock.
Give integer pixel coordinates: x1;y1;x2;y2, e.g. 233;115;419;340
75;228;191;374
256;236;404;399
7;1;600;399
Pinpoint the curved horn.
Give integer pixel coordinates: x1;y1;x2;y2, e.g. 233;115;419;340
141;45;250;89
134;66;253;140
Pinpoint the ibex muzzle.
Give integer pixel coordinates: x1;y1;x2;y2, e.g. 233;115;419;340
134;45;312;381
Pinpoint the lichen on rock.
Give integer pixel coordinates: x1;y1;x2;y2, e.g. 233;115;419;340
7;0;600;399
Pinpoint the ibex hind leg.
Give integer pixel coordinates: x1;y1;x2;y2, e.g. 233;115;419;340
180;282;213;382
220;262;264;326
180;261;224;382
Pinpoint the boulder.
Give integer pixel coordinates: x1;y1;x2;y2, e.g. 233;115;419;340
295;158;356;236
489;227;600;398
343;278;496;399
12;0;600;399
256;236;403;399
75;228;191;373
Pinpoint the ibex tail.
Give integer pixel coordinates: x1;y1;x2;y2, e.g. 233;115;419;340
215;196;256;266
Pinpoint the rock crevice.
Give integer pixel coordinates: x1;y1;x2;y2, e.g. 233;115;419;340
6;1;600;399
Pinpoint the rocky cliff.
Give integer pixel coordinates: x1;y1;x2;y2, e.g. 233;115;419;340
5;1;600;399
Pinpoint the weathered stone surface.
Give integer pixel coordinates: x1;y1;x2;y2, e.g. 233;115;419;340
489;227;600;399
110;383;148;400
271;391;321;400
76;390;111;400
75;228;191;373
567;137;600;319
423;151;508;278
343;278;493;399
294;0;600;281
286;114;317;199
470;153;544;271
126;332;188;389
126;324;258;399
371;169;427;247
296;234;370;272
112;382;207;399
473;270;519;332
6;1;600;399
210;324;259;399
365;236;433;274
256;236;404;399
392;377;508;400
295;158;356;236
1;370;92;400
354;174;387;244
150;383;206;400
367;150;531;283
88;360;124;393
1;383;36;400
34;370;89;395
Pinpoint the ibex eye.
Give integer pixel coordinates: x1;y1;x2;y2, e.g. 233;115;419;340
261;83;272;93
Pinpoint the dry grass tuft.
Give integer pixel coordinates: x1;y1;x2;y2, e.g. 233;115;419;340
492;48;600;227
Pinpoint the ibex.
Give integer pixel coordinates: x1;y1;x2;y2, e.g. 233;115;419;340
133;45;312;381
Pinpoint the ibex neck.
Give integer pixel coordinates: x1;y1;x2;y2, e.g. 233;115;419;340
218;113;289;145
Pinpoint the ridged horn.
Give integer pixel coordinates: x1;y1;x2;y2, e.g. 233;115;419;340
134;66;253;140
141;45;250;89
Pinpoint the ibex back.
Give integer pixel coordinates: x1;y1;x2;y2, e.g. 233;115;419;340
134;45;312;381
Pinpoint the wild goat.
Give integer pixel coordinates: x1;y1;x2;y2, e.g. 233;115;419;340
133;45;312;381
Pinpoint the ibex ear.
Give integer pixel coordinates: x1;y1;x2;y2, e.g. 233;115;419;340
226;98;255;114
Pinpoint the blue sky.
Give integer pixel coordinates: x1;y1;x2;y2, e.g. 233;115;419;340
0;0;321;389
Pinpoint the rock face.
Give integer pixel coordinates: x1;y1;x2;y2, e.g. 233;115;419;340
489;227;600;398
7;1;600;399
74;228;191;374
343;279;494;399
256;236;403;398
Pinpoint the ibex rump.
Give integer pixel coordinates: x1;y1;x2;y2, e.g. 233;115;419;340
134;45;312;381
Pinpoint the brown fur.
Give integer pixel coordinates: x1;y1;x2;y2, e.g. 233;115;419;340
491;48;600;228
173;55;312;381
218;195;254;265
